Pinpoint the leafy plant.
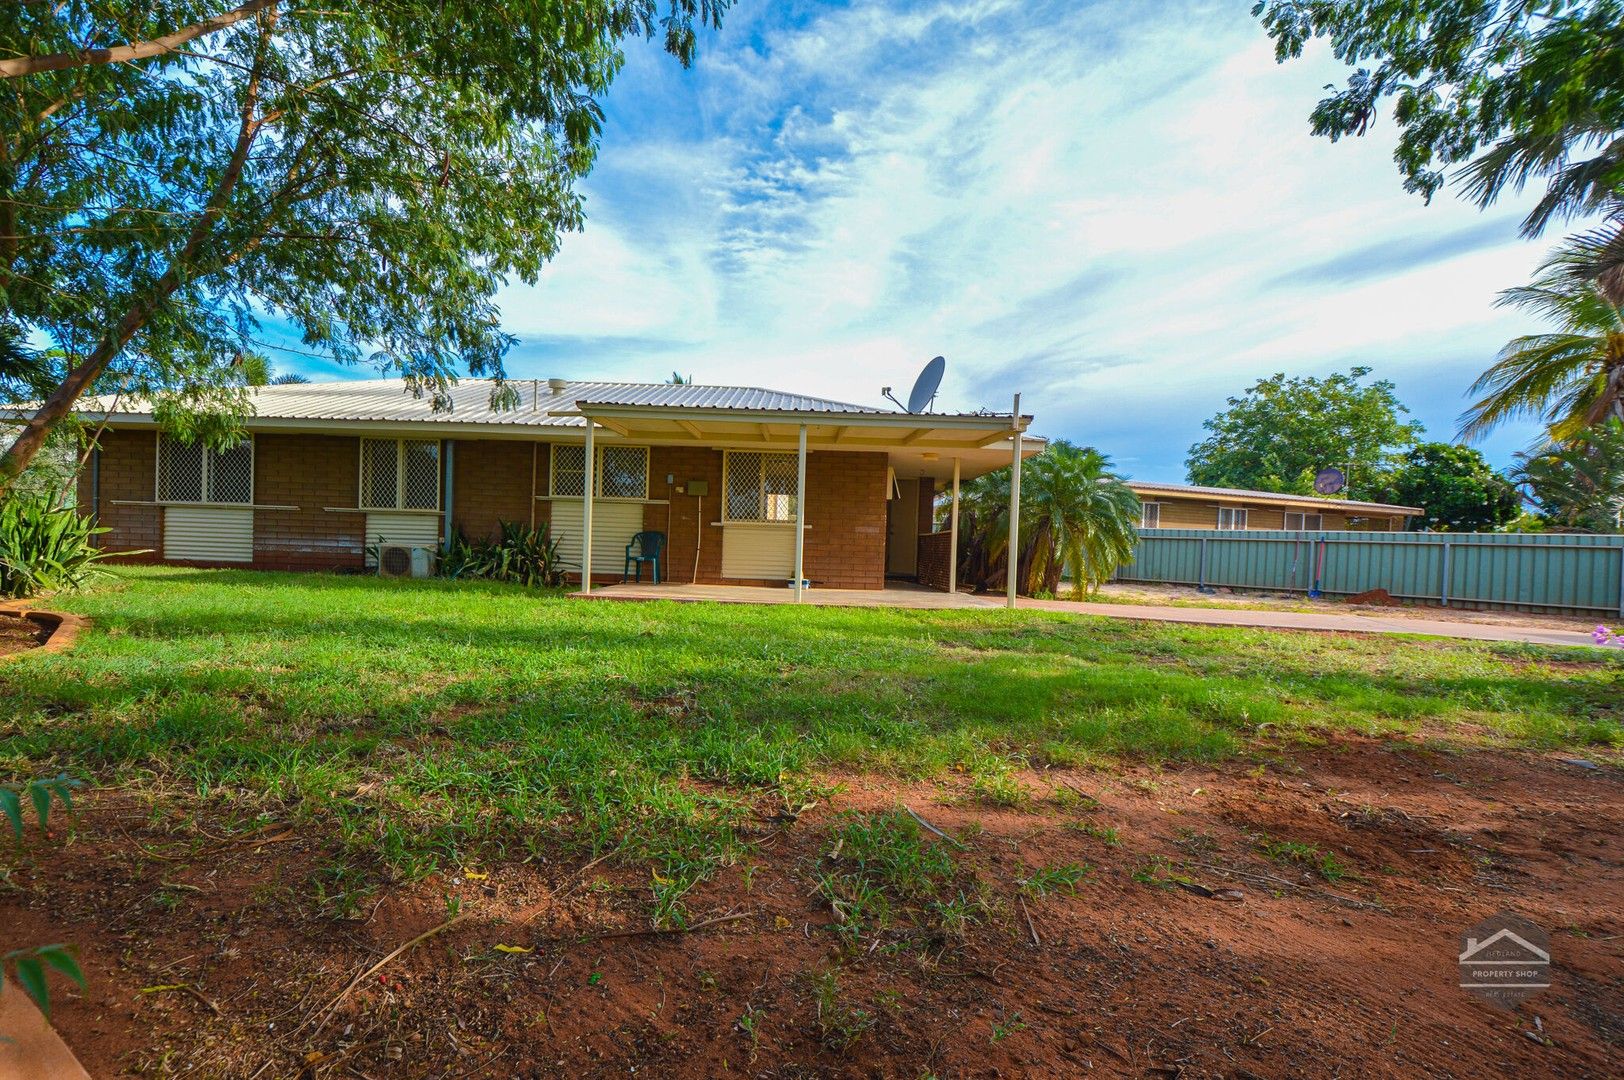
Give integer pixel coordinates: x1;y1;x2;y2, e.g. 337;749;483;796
441;521;565;587
2;774;85;1018
0;496;111;598
807;968;875;1050
2;945;84;1021
1259;838;1349;883
1;773;79;839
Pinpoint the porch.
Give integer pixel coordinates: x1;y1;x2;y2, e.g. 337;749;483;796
573;580;998;609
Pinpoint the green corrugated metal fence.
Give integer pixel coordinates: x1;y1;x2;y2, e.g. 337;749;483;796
1115;530;1624;618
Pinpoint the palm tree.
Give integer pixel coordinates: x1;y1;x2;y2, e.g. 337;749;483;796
954;441;1140;598
1460;232;1624;442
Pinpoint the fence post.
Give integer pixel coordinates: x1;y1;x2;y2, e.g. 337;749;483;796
1198;537;1208;590
1440;540;1451;607
1618;543;1623;619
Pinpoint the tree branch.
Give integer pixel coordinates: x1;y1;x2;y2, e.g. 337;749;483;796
0;0;280;79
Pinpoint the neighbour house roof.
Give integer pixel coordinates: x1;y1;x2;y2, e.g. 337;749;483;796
1124;480;1422;516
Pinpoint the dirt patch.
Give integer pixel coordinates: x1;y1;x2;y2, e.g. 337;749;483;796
0;613;45;657
4;740;1619;1078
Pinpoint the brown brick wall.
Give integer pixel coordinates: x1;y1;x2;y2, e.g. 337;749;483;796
253;433;365;571
82;428;160;561
82;432;890;585
452;439;536;540
642;447;887;589
917;531;951;591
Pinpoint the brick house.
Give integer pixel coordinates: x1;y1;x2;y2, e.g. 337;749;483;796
74;379;1041;596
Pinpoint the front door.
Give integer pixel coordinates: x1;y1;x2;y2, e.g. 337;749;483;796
886;477;919;576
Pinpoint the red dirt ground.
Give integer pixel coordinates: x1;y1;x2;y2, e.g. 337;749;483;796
0;613;44;658
4;736;1619;1078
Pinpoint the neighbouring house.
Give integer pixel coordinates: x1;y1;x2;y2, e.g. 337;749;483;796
1125;481;1422;532
60;379;1041;594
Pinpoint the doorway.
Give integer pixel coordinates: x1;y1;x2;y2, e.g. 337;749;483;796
886;477;919;576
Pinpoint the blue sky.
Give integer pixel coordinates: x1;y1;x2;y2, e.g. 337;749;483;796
286;0;1555;481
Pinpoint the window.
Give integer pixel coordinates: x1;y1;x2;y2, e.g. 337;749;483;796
1140;502;1161;529
1284;512;1323;530
1217;507;1248;530
360;438;441;510
724;451;798;522
549;444;649;499
156;434;253;504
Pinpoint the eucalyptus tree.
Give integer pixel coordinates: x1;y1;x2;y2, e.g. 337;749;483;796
0;1;728;492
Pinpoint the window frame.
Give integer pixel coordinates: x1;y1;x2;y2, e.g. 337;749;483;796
722;450;800;524
1140;501;1161;529
1216;506;1248;531
548;443;650;501
358;437;443;512
154;432;255;506
1284;511;1324;531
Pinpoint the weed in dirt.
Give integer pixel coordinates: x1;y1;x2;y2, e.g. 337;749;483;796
989;1010;1027;1043
1259;837;1350;882
1174;827;1219;856
1132;855;1195;889
807;967;877;1050
1068;820;1121;846
817;809;985;945
1017;862;1091;898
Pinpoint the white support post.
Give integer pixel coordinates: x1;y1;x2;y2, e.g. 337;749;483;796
794;423;808;603
1007;393;1021;610
581;422;595;594
949;456;961;595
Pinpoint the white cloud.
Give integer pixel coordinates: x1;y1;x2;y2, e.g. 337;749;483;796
483;0;1556;474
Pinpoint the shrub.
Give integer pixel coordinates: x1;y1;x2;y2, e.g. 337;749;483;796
0;496;109;599
441;520;565;587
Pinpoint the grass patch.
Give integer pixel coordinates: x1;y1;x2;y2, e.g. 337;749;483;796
817;809;985;944
3;567;1619;920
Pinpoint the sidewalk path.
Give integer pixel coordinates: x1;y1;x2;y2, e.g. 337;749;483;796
1016;598;1605;649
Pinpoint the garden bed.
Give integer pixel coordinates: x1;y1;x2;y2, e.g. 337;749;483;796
0;607;84;660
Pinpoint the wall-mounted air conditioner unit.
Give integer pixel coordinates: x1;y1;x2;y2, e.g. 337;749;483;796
377;544;436;579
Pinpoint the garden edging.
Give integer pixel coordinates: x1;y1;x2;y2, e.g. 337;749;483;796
0;607;87;660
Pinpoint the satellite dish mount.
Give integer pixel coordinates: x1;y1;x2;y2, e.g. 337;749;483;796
883;355;946;414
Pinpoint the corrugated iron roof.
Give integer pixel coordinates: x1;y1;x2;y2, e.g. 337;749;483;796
1125;480;1422;515
64;378;904;427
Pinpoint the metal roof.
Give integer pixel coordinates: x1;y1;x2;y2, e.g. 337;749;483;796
1124;480;1422;515
65;378;906;427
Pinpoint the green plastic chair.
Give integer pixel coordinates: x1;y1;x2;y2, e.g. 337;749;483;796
624;531;665;584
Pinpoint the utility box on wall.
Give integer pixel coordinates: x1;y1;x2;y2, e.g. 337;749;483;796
687;480;709;496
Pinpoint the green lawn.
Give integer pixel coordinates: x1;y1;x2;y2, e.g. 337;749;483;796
4;567;1619;914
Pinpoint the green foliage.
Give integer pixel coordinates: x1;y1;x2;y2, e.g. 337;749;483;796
954;441;1141;597
1510;419;1624;530
0;495;111;598
0;773;79;840
0;0;732;487
1460;237;1624;442
440;520;565;587
818;810;981;944
1185;367;1423;500
1253;0;1624;236
2;774;84;1018
1382;442;1519;531
2;944;85;1021
1259;837;1350;882
1016;863;1091;898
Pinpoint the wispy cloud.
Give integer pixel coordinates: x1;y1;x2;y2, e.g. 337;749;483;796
283;0;1554;476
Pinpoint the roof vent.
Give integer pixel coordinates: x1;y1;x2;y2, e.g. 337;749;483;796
547;377;568;393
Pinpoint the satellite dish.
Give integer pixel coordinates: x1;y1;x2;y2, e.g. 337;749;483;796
905;356;946;414
1314;467;1346;495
